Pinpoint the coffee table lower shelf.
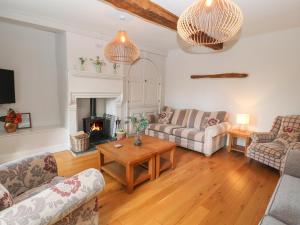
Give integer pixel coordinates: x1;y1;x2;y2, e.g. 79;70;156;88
101;161;151;187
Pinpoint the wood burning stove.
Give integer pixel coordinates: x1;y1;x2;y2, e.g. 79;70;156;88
82;98;112;144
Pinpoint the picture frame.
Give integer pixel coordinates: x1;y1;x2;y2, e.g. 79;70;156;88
18;113;32;129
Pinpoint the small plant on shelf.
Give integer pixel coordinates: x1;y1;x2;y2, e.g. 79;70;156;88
126;115;149;146
113;63;120;74
0;108;22;133
90;56;106;73
79;57;88;71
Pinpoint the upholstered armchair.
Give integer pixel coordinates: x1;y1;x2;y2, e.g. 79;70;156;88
247;115;300;170
0;153;105;225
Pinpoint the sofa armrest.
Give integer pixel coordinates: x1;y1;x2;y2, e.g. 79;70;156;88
282;148;300;178
205;122;231;139
251;132;276;143
0;168;105;225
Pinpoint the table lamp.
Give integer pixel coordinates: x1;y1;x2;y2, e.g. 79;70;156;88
236;114;250;131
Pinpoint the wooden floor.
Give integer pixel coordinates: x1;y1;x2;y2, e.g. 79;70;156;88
99;147;279;225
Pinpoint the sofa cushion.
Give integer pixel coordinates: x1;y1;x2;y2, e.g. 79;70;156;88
162;106;174;113
0;153;58;198
279;115;300;133
173;128;205;142
158;111;173;124
266;174;300;225
259;216;287;225
0;184;13;211
14;176;64;204
148;124;184;135
187;109;228;130
247;142;285;159
171;109;191;126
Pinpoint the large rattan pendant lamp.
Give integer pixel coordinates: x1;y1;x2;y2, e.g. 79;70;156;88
105;17;140;64
177;0;244;46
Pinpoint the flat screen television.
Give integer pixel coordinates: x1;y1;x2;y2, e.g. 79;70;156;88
0;69;16;104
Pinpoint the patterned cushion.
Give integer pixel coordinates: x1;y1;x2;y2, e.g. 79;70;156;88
171;109;191;126
173;128;205;142
14;176;65;204
275;130;300;147
279;115;300;133
162;106;173;113
158;111;173;124
204;117;220;128
187;110;227;129
0;153;58;198
148;124;183;134
0;184;13;211
248;142;286;159
146;114;158;124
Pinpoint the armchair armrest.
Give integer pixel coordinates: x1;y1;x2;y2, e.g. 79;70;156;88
0;168;105;225
288;142;300;151
251;132;276;143
205;122;231;139
282;148;300;178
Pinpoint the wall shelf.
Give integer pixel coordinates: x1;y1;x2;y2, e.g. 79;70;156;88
70;70;124;80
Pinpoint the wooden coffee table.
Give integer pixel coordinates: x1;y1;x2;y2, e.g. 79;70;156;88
97;135;176;193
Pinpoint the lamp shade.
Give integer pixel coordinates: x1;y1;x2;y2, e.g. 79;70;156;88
177;0;244;46
104;30;140;65
236;114;250;125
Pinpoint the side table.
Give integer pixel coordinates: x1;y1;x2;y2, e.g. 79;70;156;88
227;129;252;155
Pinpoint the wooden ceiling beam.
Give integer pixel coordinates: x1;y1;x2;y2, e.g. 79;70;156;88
102;0;178;30
101;0;223;50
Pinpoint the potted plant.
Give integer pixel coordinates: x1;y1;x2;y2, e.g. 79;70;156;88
0;109;22;133
126;115;149;146
90;56;106;73
79;57;87;71
116;128;126;141
113;63;120;74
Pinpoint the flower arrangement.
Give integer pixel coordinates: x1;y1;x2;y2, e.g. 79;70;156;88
126;115;149;146
0;109;22;133
90;56;106;73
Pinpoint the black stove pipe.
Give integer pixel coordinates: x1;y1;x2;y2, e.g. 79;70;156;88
90;98;97;119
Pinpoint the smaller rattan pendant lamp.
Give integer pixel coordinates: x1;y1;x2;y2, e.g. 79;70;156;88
177;0;244;46
105;17;140;65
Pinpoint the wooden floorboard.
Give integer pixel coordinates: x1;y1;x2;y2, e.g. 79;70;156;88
99;147;279;225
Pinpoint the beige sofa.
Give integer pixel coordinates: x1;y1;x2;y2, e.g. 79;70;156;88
146;107;230;156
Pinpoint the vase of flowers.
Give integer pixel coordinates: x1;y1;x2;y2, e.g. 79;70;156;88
0;109;22;133
126;115;149;146
79;57;87;71
90;56;106;73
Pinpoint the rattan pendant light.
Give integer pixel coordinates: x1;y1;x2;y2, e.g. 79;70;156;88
177;0;243;46
105;30;140;64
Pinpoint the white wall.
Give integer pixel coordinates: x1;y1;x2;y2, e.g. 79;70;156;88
0;21;69;162
165;27;300;131
0;21;61;129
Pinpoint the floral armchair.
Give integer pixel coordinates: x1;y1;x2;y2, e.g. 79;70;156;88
0;153;105;225
247;115;300;170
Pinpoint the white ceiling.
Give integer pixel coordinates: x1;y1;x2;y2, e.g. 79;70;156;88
0;0;300;53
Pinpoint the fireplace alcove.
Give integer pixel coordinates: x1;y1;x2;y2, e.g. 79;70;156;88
71;92;123;147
